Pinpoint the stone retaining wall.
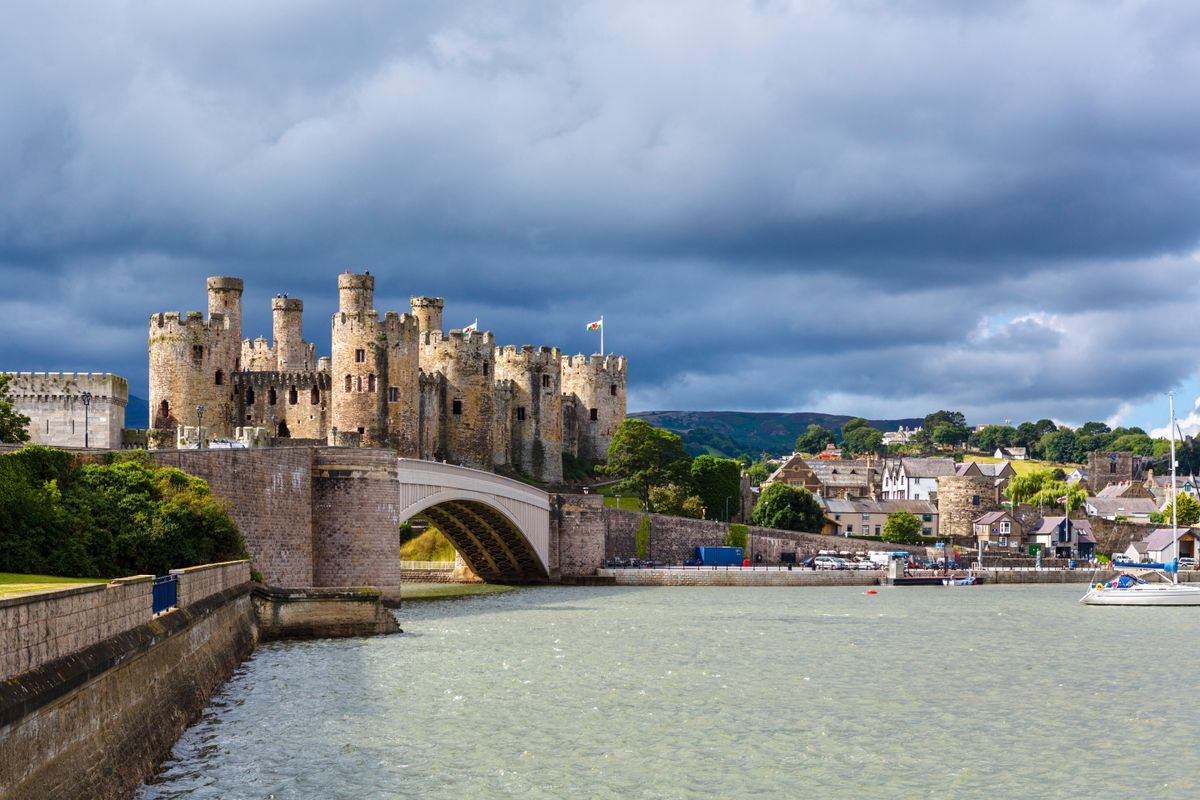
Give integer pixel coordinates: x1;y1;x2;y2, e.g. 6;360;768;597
252;586;399;639
171;560;252;608
598;568;879;586
0;576;152;682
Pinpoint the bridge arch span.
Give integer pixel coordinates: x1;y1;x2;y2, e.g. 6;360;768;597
396;460;550;583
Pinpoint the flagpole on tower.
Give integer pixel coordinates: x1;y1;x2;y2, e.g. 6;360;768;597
600;315;604;356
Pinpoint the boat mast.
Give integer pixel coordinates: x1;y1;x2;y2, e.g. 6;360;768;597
1170;391;1179;585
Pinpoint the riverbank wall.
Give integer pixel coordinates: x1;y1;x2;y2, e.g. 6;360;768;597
596;567;1200;586
0;562;398;800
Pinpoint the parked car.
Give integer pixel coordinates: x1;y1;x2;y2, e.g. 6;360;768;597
1179;557;1198;570
813;556;849;570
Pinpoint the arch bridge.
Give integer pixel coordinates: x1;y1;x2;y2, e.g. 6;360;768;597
396;459;551;583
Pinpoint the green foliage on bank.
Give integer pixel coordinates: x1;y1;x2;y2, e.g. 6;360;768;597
881;512;925;544
724;523;748;550
751;483;824;533
635;515;651;560
0;374;31;444
399;527;457;561
0;446;247;578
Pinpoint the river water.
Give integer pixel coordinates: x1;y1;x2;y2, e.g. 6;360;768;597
137;584;1200;799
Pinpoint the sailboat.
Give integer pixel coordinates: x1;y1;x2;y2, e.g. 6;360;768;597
1081;392;1200;606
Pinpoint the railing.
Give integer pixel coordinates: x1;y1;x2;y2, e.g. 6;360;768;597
399;560;456;571
151;575;178;614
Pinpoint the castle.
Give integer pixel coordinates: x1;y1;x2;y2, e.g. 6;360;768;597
148;274;627;481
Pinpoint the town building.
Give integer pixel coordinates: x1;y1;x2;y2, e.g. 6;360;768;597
763;455;877;499
1086;450;1144;493
1084;495;1159;521
0;372;128;450
818;498;938;537
1027;516;1095;559
880;457;956;500
1121;528;1198;563
993;447;1027;460
972;510;1022;549
148;274;627;482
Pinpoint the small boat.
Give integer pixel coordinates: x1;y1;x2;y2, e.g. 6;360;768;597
942;575;978;586
1080;562;1200;606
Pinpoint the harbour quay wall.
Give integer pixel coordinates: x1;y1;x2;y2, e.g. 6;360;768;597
0;562;256;800
598;568;879;587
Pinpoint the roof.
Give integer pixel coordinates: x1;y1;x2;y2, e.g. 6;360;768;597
1140;527;1195;553
973;511;1012;525
974;462;1015;478
818;498;938;515
1085;496;1159;516
1097;482;1134;498
955;462;983;477
1127;541;1148;554
899;458;957;479
803;459;875;488
1032;516;1095;543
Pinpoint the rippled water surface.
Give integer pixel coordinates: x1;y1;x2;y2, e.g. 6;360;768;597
137;584;1200;799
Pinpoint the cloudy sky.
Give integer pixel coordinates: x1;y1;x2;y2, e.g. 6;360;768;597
3;0;1200;430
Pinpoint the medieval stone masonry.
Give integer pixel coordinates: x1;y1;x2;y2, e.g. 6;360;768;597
149;274;627;481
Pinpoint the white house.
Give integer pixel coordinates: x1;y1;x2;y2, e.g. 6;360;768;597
880;457;956;500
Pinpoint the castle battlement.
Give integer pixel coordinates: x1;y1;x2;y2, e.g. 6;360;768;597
562;354;627;375
4;371;129;399
235;370;329;388
495;344;561;368
149;311;228;336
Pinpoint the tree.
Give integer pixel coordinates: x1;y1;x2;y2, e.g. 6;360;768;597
689;455;742;521
923;410;967;430
1108;433;1154;456
881;512;924;543
922;410;970;449
603;420;691;506
746;460;778;487
751;483;824;533
647;484;704;518
969;424;1016;453
1005;468;1085;512
843;426;884;456
795;424;836;454
1161;492;1200;526
0;374;31;444
1038;428;1080;463
840;417;870;442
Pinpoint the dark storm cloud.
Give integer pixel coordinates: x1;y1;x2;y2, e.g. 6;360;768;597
3;0;1200;427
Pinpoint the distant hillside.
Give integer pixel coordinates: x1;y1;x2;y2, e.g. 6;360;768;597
630;410;923;459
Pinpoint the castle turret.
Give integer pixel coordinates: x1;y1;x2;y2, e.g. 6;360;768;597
421;329;495;469
494;345;563;482
561;354;627;462
339;272;374;314
148;307;238;442
207;277;243;345
272;297;308;371
410;296;444;337
332;274;386;445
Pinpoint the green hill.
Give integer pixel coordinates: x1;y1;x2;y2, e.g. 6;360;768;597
630;410;922;459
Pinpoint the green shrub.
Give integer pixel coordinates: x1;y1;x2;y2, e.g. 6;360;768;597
724;523;748;550
0;445;247;578
635;515;651;560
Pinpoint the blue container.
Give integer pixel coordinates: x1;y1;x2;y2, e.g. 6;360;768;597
152;575;178;614
695;546;744;566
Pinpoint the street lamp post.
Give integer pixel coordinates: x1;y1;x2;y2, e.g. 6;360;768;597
80;391;92;449
195;405;205;449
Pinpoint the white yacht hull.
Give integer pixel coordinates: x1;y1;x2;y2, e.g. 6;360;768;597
1080;583;1200;606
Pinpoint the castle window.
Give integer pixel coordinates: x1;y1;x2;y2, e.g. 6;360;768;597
610;384;617;396
344;375;352;393
268;387;277;406
368;374;376;392
158;399;170;423
311;387;320;404
1110;462;1116;474
288;387;298;405
972;495;980;506
356;376;363;393
542;374;550;389
589;408;598;421
453;399;463;415
355;349;366;363
389;386;399;403
192;345;203;366
517;407;526;421
215;370;224;386
483;362;489;377
246;387;255;405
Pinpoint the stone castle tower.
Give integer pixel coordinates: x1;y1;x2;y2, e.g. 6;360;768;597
149;273;627;481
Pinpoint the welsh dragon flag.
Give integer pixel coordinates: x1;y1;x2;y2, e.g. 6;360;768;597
463;319;478;334
586;319;603;331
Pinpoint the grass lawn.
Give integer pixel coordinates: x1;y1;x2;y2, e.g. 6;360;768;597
597;483;646;511
400;582;516;601
969;455;1079;476
0;573;107;598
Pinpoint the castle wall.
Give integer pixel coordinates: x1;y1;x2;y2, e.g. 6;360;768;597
494;345;564;482
241;337;276;371
420;330;495;469
234;370;331;440
1087;451;1143;493
418;371;445;459
2;372;128;449
383;312;421;458
493;379;514;468
272;297;312;371
561;354;627;462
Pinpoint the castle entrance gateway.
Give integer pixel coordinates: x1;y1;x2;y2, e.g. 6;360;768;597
395;459;551;583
